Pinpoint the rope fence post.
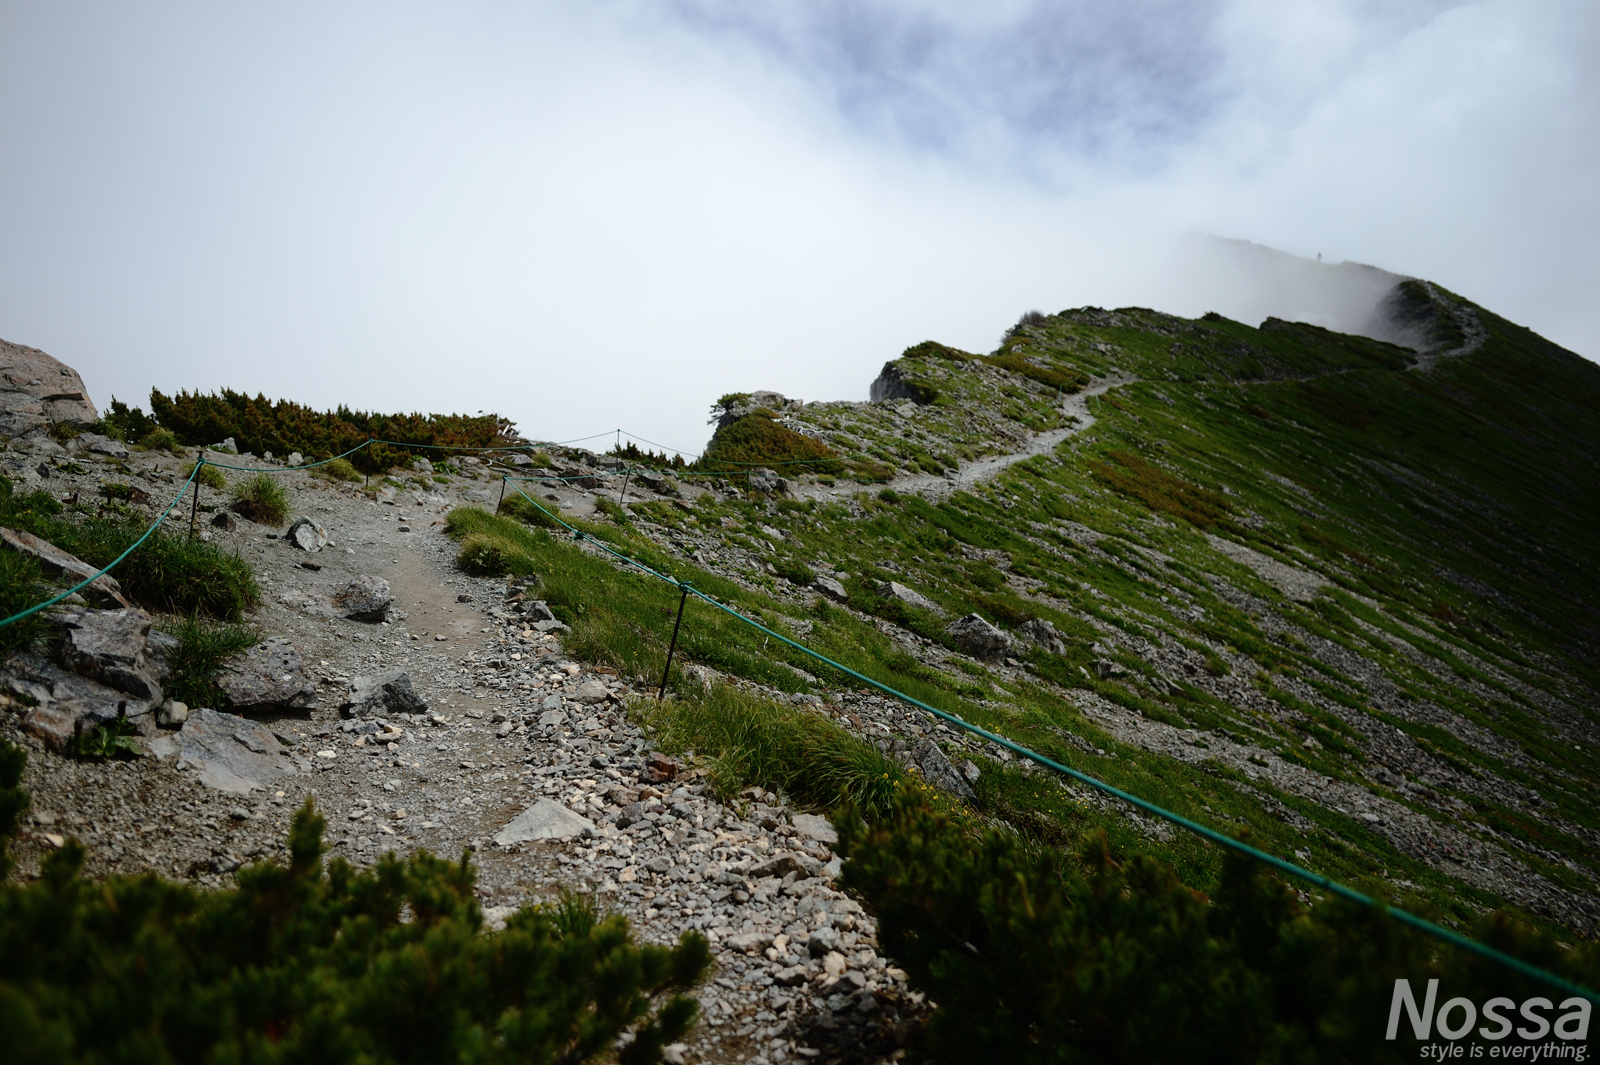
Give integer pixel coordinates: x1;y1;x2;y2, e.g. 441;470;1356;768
659;582;691;701
497;475;508;512
618;467;632;507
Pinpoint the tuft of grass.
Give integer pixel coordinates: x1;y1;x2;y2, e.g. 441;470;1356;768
593;497;629;524
636;684;905;817
498;492;559;529
139;428;183;453
230;474;289;526
159;614;260;708
311;457;361;483
189;461;227;492
446;510;544;576
0;536;51;654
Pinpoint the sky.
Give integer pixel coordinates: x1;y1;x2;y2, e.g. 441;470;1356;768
0;1;1595;457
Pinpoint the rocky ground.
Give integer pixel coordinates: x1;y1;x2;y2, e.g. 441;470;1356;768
1;433;926;1065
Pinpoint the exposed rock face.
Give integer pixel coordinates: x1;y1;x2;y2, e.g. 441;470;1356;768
0;527;131;608
216;639;318;714
0;338;99;437
159;708;298;794
869;362;928;404
342;670;427;718
58;608;163;703
1019;617;1067;655
812;575;848;602
331;575;391;621
912;736;975;802
945;612;1012;660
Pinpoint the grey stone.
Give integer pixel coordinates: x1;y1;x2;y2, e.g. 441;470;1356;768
75;433;128;459
375;487;397;504
748;852;810;880
216;638;318;715
157;700;189;728
175;708;296;794
728;931;776;953
541;694;563;712
493;799;596;844
0;338;99;437
523;600;556;622
807;926;841;957
413;457;433;474
791;812;838;843
531;619;569;634
1019;617;1067;655
913;737;975;802
1092;659;1127;680
637;470;679;496
343;670;427;718
210;511;237;531
0;527;131;608
573;679;610;705
945;613;1012;661
286;452;304;467
876;580;940;613
57;607;162;702
617;801;646;827
331;575;392;621
812;576;848;602
538;709;567;727
284;517;328;552
3;653;161;743
959;758;981;784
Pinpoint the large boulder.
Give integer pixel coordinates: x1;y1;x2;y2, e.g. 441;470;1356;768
4;606;171;746
342;670;427;718
945;613;1012;660
159;708;298;794
0;339;99;437
0;527;131;608
493;799;595;845
57;607;163;703
216;638;318;715
284;517;328;552
331;575;392;621
876;580;940;613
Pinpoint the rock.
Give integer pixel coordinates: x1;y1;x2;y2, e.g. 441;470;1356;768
812;576;849;602
959;758;981;784
641;751;679;785
0;339;99;437
791;812;838;843
1092;659;1127;680
530;619;569;634
0;527;131;607
945;613;1012;661
493;799;596;844
342;670;427;718
523;600;556;622
748;852;810;880
413;457;433;474
210;511;237;531
637;470;679;496
617;801;647;828
331;575;392;621
286;452;304;467
913;736;975;802
727;931;776;953
572;679;610;705
57;607;162;703
20;706;77;749
1019;617;1067;655
216;638;318;715
175;708;297;794
157;699;189;729
538;709;567;727
807;926;841;957
3;654;161;743
876;580;940;613
283;517;328;552
74;433;129;459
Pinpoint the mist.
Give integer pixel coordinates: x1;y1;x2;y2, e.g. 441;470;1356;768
0;2;1594;457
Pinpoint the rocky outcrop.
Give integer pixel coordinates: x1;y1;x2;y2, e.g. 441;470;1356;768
0;527;131;608
876;580;940;613
215;639;318;715
0;338;99;437
1019;617;1066;655
151;708;299;795
945;612;1012;660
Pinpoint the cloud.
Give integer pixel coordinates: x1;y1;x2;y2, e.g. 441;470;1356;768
0;1;1593;456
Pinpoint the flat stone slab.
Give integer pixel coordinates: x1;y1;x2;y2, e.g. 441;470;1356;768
216;638;318;714
878;580;940;613
0;526;131;607
493;798;596;845
791;812;838;844
174;708;297;794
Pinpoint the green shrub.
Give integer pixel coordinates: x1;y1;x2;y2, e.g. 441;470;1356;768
229;474;289;526
770;557;814;585
139;427;182;453
0;796;709;1065
189;460;227;492
64;715;140;762
0;738;28;880
159;614;259;708
637;684;904;816
700;412;843;475
311;457;361;483
840;795;1600;1064
0;523;50;654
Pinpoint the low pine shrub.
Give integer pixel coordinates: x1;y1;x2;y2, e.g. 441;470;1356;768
700;412;843;475
229;474;289;526
839;795;1600;1063
0;737;27;880
0;772;710;1065
139;427;182;453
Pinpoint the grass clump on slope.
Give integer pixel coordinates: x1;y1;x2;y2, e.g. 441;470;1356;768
229;474;289;526
0;747;710;1065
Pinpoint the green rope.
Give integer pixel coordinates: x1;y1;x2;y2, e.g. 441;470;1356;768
0;460;205;629
199;439;376;471
501;479;1599;1002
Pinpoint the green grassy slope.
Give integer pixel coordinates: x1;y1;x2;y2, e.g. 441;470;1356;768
489;279;1600;945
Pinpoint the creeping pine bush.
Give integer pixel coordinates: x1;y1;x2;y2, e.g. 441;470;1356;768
139;427;182;453
840;795;1600;1064
229;473;289;526
0;745;710;1065
311;457;362;483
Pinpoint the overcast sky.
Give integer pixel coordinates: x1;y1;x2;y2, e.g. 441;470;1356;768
1;1;1595;456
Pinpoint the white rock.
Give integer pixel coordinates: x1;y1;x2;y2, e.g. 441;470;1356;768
493;798;596;845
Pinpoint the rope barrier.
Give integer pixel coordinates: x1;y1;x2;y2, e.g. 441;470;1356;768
498;477;1599;1003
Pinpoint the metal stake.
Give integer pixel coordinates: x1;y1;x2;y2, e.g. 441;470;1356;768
188;461;202;537
659;583;691;701
618;468;632;507
497;476;508;511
